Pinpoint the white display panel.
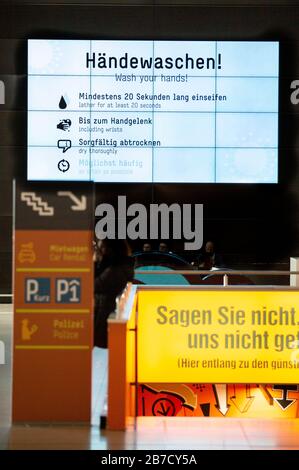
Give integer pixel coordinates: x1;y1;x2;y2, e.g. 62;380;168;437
27;40;279;183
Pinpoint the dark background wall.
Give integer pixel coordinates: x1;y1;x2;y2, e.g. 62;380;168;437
1;0;299;294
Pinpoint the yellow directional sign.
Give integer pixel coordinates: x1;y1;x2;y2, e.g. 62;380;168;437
137;289;299;383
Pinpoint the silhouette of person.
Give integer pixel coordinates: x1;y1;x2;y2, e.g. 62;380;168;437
142;242;152;252
93;239;134;348
159;242;169;253
196;241;224;269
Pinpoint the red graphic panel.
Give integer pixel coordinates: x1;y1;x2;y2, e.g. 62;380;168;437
138;383;299;418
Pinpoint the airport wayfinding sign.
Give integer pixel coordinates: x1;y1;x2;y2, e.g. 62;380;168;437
13;182;94;422
137;289;299;383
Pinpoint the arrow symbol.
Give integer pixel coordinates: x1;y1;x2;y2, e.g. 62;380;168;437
148;383;197;410
157;402;171;416
258;384;274;405
57;191;87;211
230;384;255;413
213;384;230;416
200;403;210;416
272;385;298;410
152;398;176;416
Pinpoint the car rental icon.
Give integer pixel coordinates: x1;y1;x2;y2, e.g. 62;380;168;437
18;242;36;264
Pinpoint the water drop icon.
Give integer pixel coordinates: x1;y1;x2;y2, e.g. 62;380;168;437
59;96;67;109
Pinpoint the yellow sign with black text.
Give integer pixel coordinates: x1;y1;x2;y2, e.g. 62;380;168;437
137;289;299;383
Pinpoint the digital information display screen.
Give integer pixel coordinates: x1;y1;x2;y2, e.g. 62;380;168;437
27;40;279;183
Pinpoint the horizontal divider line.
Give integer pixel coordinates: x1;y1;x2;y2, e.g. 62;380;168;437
28;146;278;149
16;268;91;272
15;345;90;350
5;145;298;149
28;74;279;79
15;309;90;314
28;110;279;113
